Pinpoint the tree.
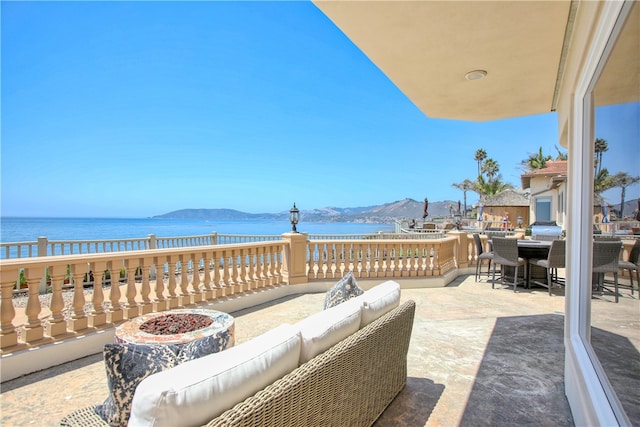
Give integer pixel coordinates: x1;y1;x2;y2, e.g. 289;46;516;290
594;138;608;178
522;147;552;171
554;145;568;160
481;158;499;182
610;172;640;218
452;179;475;218
474;175;514;201
594;168;614;197
474;149;487;177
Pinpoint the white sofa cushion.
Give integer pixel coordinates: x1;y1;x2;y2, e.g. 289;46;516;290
128;324;301;427
359;280;401;327
296;297;362;364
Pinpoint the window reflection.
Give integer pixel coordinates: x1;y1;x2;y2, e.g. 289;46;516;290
590;2;639;424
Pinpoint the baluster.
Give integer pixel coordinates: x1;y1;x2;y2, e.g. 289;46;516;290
201;254;215;300
221;251;232;296
166;258;179;309
210;254;221;297
151;258;165;313
138;258;153;316
178;256;192;307
191;255;203;304
307;242;316;280
433;242;441;275
107;262;123;324
267;245;278;286
353;243;363;278
272;244;282;284
230;249;240;293
88;262;107;328
260;246;270;287
247;248;256;290
21;268;45;343
46;264;67;337
124;260;139;319
0;267;19;349
237;248;248;292
374;243;383;278
68;264;88;331
406;244;415;277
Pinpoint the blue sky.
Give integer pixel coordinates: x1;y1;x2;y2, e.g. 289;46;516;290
1;1;637;218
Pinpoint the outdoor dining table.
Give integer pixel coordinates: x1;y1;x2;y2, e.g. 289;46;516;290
517;240;552;288
489;239;553;288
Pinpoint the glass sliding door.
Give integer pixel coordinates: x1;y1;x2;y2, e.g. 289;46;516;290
586;2;639;425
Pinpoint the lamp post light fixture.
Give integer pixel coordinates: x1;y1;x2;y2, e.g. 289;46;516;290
289;203;300;233
454;212;462;230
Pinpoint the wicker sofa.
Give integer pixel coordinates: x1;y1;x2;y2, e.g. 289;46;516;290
60;289;415;426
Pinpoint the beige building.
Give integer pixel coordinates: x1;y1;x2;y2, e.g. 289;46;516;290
521;160;568;228
315;1;638;425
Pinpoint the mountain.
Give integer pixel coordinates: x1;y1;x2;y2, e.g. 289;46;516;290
154;198;464;223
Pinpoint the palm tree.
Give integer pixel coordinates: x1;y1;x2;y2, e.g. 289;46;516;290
522;147;552;171
594;138;608;178
474;149;487;177
452;179;475;218
610;172;640;218
555;145;568;160
474;175;514;201
481;158;499;182
594;168;614;197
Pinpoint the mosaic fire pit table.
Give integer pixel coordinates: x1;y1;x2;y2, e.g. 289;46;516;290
115;309;235;351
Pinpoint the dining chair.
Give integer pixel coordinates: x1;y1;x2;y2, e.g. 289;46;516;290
473;233;493;281
618;239;640;296
592;240;623;303
491;237;526;292
528;239;566;295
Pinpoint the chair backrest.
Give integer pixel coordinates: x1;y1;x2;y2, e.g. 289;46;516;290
473;233;484;256
491;237;520;266
592;240;622;273
444;223;455;230
547;239;566;268
627;239;640;265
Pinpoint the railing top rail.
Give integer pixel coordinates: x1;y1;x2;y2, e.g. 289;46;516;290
0;240;286;267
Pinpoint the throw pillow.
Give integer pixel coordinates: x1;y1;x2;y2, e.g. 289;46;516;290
323;271;364;309
95;334;230;426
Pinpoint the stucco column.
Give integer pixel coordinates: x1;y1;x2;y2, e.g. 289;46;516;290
282;232;308;285
448;231;469;269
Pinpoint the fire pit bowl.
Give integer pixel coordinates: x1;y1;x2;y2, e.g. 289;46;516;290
115;309;235;348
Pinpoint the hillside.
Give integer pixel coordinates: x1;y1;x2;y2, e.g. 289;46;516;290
154;198;462;223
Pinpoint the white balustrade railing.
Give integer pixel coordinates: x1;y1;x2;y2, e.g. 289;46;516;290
0;232;472;354
0;241;285;351
306;237;457;280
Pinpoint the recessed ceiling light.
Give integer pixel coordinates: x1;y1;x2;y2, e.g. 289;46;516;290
465;70;487;81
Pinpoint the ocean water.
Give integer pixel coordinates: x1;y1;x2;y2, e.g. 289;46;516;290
0;217;394;243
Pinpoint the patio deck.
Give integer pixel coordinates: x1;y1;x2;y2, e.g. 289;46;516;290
1;274;638;426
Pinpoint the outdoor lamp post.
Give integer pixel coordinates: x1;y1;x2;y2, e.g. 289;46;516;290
289;203;300;233
454;212;462;230
517;216;524;228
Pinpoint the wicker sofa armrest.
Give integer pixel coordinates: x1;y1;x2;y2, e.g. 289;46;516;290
206;299;416;427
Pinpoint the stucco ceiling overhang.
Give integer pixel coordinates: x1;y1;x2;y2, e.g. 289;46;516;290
314;0;573;122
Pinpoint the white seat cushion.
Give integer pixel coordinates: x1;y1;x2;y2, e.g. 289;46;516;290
359;280;401;327
296;297;362;364
128;324;301;427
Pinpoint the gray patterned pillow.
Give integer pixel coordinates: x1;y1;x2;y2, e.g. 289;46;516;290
95;333;232;426
323;271;364;309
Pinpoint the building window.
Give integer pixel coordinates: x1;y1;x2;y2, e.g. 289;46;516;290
535;197;552;222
